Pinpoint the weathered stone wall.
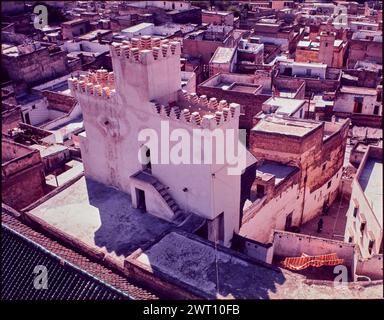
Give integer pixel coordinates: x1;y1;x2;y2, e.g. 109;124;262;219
295;48;319;63
2;162;46;210
342;69;379;88
274;75;340;95
347;40;382;68
2;106;22;134
273;77;306;99
2;139;34;163
2;141;46;210
42;91;77;113
2;48;68;88
197;85;270;130
249;125;323;162
183;38;228;66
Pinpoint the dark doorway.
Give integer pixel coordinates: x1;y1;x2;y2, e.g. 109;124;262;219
285;212;293;231
141;146;152;173
323;195;329;214
25;112;31;125
354;97;363;113
136;188;146;212
195;221;208;239
256;184;265;198
356;102;363;113
284;67;292;76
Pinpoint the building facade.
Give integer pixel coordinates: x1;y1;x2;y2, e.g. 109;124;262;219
344;145;382;260
69;37;251;246
239;116;350;244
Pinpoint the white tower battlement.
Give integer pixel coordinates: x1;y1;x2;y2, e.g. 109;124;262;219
110;37;181;64
150;90;241;130
68;69;117;102
109;36;182;104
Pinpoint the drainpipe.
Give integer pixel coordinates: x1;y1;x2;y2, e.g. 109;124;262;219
307;92;313;120
299;167;308;227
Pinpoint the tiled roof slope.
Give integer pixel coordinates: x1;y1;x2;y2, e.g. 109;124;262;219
1;209;159;300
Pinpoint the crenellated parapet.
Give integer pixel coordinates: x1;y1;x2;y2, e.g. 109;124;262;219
178;90;236;112
68;69;116;101
150;91;241;130
110;36;181;65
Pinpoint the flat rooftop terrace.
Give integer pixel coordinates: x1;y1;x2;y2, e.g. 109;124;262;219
27;176;178;265
358;158;383;227
256;161;298;185
128;231;383;299
252;116;322;137
264;97;305;115
210;47;235;64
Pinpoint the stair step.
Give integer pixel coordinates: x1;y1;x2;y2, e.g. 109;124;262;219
167;199;176;207
170;204;179;212
159;190;168;196
174;209;184;217
163;194;172;201
154;184;165;191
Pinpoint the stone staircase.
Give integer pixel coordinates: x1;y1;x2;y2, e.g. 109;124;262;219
151;180;185;221
131;170;186;223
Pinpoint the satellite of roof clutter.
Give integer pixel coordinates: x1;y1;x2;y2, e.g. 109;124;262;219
1;0;383;301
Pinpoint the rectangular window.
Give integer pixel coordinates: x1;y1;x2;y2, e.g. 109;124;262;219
285;212;293;231
354;97;363;113
360;222;366;234
217;212;225;243
368;240;374;254
373;105;379;115
256;184;265;198
348;237;353;243
353;207;358;217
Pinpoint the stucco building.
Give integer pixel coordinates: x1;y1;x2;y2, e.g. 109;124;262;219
69;36;253;247
2;40;68;90
344;145;382;259
295;31;347;68
2;139;47;210
347;30;382;69
333;85;381;117
239;115;350;245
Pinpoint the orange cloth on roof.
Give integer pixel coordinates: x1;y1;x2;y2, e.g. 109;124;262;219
282;253;344;270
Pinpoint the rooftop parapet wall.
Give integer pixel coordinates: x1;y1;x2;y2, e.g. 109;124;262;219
68;69;117;102
150;90;241;130
109;36;182;103
110;36;181;65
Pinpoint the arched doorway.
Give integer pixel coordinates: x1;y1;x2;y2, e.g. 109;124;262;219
140;145;152;173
